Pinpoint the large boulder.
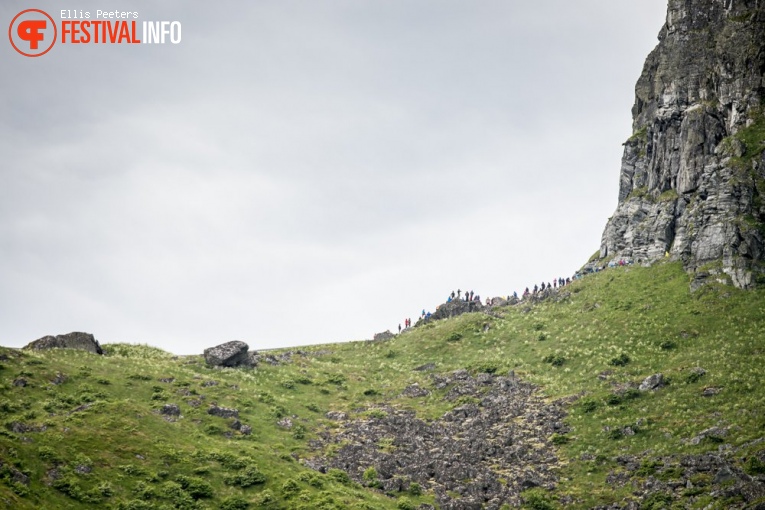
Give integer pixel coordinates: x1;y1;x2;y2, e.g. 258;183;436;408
372;330;395;342
638;373;665;392
24;332;103;355
203;341;249;367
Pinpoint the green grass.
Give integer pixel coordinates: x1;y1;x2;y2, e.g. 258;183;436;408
1;261;765;508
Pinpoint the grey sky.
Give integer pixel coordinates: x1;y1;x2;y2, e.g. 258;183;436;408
1;1;667;354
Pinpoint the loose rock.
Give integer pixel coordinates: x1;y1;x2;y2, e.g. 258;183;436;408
207;405;238;419
638;373;664;391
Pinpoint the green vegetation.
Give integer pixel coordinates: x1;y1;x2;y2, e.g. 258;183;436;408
658;189;678;202
627;126;648;143
1;262;765;508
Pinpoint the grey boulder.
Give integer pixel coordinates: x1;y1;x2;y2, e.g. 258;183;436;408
203;341;249;367
638;373;665;392
24;332;103;355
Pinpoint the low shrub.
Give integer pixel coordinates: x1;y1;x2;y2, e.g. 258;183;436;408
174;475;213;499
542;354;565;367
579;399;598;413
659;340;676;350
608;353;631;367
282;478;300;496
327;468;353;485
221;495;250;510
327;374;347;385
745;454;765;475
446;332;463;342
550;433;570;445
397;497;416;510
223;466;267;487
522;487;555;510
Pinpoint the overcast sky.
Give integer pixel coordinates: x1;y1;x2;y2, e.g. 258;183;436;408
1;1;667;354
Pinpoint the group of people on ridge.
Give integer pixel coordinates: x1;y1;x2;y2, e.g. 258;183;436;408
397;258;635;333
446;289;480;304
522;276;572;297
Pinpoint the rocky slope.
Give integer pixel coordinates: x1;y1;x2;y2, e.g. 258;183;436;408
307;370;571;510
598;0;765;288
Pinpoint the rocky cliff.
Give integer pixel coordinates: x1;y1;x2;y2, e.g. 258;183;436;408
598;0;765;288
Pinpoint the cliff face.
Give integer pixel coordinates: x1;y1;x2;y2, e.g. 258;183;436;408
599;0;765;288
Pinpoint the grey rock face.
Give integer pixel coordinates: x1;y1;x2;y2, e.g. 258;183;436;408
203;341;249;367
24;332;103;355
639;373;665;391
597;0;765;288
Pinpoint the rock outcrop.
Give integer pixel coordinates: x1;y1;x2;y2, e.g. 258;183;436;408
203;341;250;367
419;299;484;324
597;0;765;288
24;332;103;355
372;330;395;342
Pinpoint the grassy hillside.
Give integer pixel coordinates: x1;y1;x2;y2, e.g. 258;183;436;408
1;262;765;509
